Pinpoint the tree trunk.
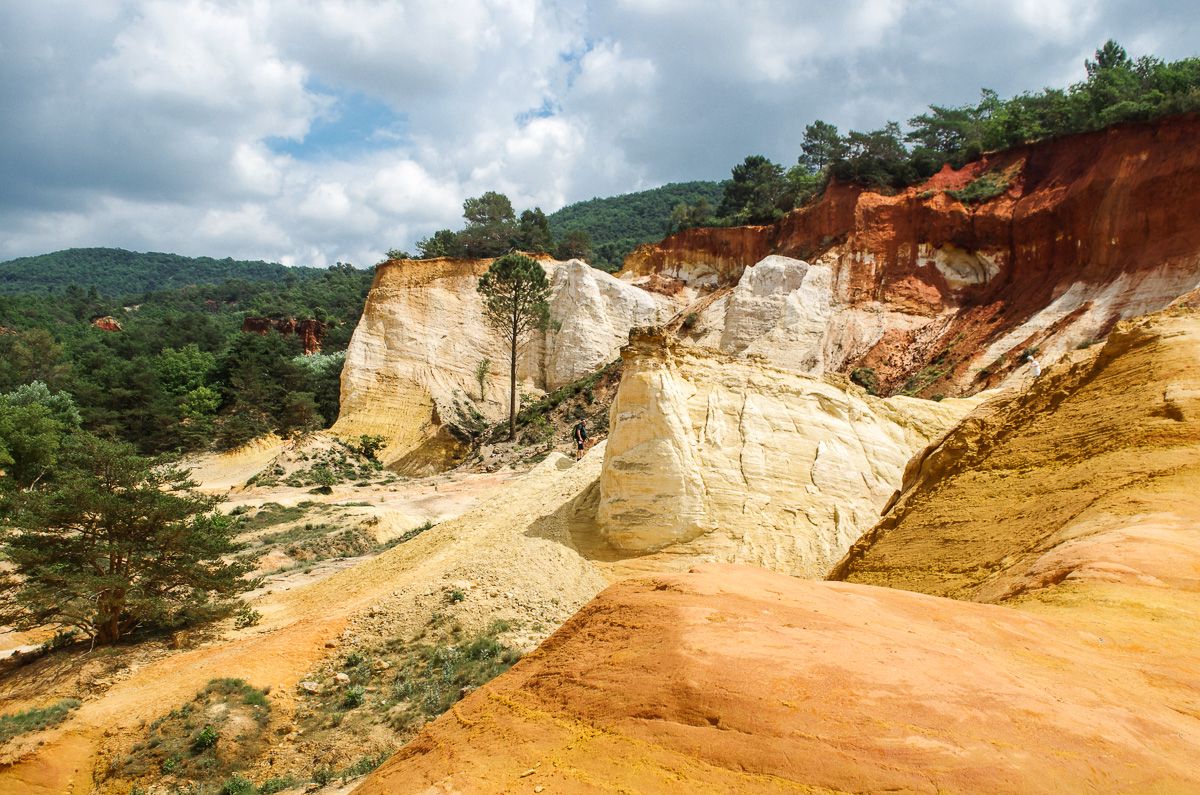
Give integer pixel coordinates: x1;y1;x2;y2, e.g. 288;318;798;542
95;589;125;644
508;338;517;441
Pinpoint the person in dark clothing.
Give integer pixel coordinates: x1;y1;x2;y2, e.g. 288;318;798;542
572;420;588;458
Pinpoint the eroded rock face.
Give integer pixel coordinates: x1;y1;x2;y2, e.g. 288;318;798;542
241;316;325;354
90;315;122;332
334;257;674;471
626;117;1200;396
597;329;976;576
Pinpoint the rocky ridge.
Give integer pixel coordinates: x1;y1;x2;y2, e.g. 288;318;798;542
332;257;673;472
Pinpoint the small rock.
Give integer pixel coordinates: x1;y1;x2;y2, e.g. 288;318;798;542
299;680;320;693
534;787;544;793
520;769;536;778
324;640;338;648
334;672;351;684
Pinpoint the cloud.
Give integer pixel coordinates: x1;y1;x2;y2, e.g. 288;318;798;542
0;0;1196;267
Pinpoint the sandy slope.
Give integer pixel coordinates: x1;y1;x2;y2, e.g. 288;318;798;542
356;564;1200;794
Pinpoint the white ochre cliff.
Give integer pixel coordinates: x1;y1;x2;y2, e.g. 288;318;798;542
679;252;953;380
597;329;979;576
334;257;674;471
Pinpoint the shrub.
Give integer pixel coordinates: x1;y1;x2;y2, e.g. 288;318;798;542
340;752;391;781
259;776;301;794
341;686;365;709
948;172;1009;204
850;367;879;395
191;724;219;753
233;605;261;629
219;774;257;795
0;698;81;744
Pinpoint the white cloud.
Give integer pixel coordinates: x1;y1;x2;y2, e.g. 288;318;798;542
0;0;1196;267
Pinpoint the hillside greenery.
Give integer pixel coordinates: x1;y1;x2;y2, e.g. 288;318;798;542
403;182;723;272
0;262;373;456
707;40;1200;225
546;181;725;270
0;248;324;295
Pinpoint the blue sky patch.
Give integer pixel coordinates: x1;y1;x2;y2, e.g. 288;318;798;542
267;85;409;159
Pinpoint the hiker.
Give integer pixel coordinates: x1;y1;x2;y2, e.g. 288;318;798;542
572;420;589;458
1027;354;1042;378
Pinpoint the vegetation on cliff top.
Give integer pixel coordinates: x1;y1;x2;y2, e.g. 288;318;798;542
699;40;1200;227
401;182;724;272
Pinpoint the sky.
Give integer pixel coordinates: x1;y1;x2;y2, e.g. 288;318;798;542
1;0;1196;268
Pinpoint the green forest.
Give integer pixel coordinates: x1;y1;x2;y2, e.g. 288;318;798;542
401;182;723;272
0;256;374;459
546;181;725;269
0;248;317;295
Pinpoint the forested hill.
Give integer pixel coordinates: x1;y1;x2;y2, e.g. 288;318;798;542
547;181;724;270
0;247;323;295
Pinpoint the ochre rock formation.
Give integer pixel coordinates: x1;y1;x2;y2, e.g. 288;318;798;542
626;116;1200;396
597;328;977;576
241;316;325;354
832;307;1200;604
333;257;674;471
89;315;122;332
357;309;1200;794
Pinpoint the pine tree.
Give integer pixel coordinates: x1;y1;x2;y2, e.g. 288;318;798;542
477;254;551;440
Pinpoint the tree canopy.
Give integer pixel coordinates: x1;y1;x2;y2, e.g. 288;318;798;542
702;41;1200;229
477;253;551;440
0;433;251;644
0;261;373;455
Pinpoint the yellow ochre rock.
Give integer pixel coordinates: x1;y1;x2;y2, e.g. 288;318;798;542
333;257;673;471
597;328;979;576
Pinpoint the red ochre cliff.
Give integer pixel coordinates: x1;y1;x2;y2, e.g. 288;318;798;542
241;316;325;354
624;115;1200;396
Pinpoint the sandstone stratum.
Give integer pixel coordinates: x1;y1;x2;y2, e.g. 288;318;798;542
332;257;673;472
627;114;1200;397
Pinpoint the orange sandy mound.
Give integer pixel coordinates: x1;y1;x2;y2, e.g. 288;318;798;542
356;564;1199;794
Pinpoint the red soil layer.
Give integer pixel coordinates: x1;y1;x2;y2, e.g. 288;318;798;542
623;116;1200;395
241;316;326;355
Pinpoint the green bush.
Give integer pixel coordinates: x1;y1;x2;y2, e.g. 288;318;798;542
342;686;365;710
948;171;1010;204
850;367;879;395
0;699;81;744
191;724;219;753
219;774;257;795
233;605;261;629
259;776;301;794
